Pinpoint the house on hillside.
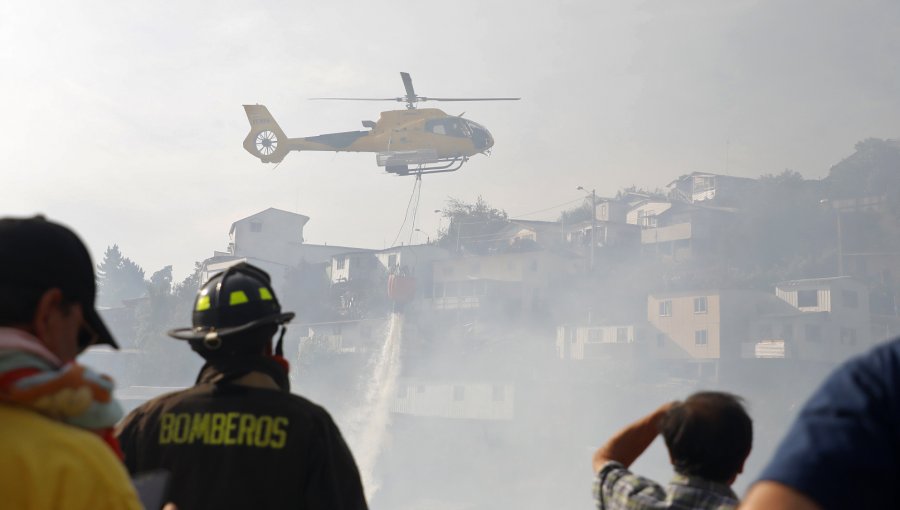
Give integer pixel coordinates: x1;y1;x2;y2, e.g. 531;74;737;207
501;220;565;250
555;322;651;361
198;208;370;298
667;172;757;205
228;208;308;262
431;249;583;315
392;379;515;420
647;289;792;376
628;201;736;262
753;277;873;362
299;318;386;355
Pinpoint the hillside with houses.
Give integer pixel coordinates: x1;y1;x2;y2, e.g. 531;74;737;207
86;137;900;507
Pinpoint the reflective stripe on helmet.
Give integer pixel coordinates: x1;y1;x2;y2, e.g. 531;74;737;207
196;295;211;311
229;290;249;305
259;287;274;301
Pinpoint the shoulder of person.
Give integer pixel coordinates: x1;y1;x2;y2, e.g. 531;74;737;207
0;405;141;508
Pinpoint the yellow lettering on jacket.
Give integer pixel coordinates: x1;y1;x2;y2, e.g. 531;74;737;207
209;414;226;444
238;413;255;446
189;413;210;443
270;417;288;449
158;412;289;449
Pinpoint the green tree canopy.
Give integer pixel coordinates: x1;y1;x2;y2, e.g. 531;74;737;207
96;245;146;307
827;138;900;199
438;196;509;254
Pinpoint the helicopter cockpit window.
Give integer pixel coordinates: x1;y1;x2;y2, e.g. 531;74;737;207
426;118;468;137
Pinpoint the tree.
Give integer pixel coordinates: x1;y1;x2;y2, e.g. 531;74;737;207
826;138;900;254
827;138;900;199
558;201;592;224
96;245;146;307
714;170;833;286
171;262;203;327
134;265;175;351
438;196;509;254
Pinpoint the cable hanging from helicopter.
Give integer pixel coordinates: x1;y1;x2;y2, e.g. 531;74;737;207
242;72;518;175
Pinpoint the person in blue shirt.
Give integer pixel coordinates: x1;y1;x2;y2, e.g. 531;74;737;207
742;339;900;510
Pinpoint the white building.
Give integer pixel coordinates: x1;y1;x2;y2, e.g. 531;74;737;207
199;207;370;296
392;379;515;421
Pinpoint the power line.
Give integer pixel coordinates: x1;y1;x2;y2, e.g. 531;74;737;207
509;197;585;219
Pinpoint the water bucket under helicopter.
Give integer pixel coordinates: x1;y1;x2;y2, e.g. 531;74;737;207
387;274;416;304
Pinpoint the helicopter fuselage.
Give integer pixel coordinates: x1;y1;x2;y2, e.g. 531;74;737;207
243;105;494;173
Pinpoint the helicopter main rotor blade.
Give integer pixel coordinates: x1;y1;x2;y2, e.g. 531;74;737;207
309;97;403;101
400;72;416;100
419;97;521;102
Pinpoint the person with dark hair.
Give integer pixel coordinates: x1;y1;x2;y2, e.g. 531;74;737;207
592;392;753;510
0;216;142;509
741;338;900;510
116;262;367;510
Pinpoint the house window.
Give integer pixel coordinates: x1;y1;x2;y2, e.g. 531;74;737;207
657;334;666;347
840;327;857;345
797;290;818;307
759;324;773;340
694;296;708;314
336;257;346;270
433;282;444;298
805;324;822;342
445;282;459;297
250;221;262;232
616;327;629;343
453;386;465;401
637;210;657;228
388;254;398;269
492;385;505;402
659;300;672;317
842;290;859;309
331;324;342;335
589;329;603;342
695;329;708;345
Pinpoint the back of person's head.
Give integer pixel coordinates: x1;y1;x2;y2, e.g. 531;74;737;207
168;263;294;362
0;216;117;349
661;391;752;484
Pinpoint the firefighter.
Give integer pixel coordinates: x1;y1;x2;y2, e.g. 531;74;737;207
116;262;367;509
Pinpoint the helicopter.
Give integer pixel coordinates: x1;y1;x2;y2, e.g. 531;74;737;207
243;72;518;175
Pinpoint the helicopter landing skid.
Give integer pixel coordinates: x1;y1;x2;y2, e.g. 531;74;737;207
385;157;468;176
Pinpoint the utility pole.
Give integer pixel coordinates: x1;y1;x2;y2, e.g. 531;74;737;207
836;208;844;277
820;199;844;277
590;188;597;272
578;186;597;272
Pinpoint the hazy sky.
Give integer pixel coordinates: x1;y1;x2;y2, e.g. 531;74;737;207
2;0;899;279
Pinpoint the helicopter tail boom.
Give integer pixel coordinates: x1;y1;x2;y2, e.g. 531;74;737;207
243;104;290;163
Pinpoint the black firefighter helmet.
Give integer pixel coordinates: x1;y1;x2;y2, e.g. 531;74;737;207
168;263;294;348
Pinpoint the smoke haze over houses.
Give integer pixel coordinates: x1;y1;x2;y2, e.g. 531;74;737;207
2;0;899;277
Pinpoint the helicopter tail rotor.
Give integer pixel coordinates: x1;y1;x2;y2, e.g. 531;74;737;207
243;104;289;163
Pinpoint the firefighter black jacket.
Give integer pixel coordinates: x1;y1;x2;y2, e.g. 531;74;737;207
116;357;367;510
